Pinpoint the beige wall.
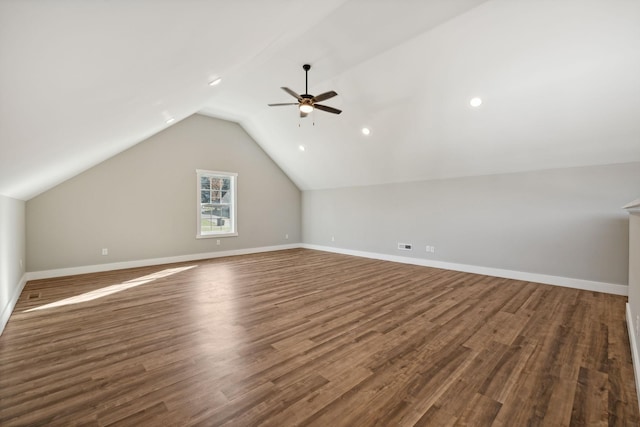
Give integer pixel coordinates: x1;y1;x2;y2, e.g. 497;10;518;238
0;195;26;333
26;114;301;271
303;162;640;285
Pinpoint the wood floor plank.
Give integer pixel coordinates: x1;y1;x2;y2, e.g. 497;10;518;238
413;404;458;427
570;366;609;426
435;340;509;417
0;248;638;426
454;392;502;427
478;335;538;404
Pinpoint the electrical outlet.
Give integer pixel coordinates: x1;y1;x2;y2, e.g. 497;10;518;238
285;234;289;240
426;246;435;253
331;236;335;242
398;243;412;251
101;248;108;256
216;239;221;246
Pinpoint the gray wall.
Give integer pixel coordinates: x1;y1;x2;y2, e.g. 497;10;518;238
0;194;26;332
303;162;640;285
26;114;301;271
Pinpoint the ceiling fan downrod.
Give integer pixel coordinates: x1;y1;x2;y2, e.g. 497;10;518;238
303;64;310;95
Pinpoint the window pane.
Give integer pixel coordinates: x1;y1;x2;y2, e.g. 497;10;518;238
201;177;210;190
211;191;221;203
212;178;223;190
222;178;230;191
201;190;210;204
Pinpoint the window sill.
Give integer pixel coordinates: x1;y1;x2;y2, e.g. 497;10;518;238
196;232;238;239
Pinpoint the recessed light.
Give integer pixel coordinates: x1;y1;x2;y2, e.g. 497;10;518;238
209;78;222;86
165;117;175;124
362;127;371;136
470;97;482;107
299;145;305;151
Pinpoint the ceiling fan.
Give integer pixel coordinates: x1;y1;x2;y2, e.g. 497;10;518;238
268;64;342;118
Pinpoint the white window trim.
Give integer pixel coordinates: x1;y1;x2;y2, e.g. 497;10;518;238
196;169;238;239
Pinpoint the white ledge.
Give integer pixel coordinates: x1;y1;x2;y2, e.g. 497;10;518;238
624;198;640;212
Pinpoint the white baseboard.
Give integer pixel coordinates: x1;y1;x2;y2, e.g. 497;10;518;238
301;244;628;296
24;243;628;295
26;244;301;281
0;273;27;336
626;303;640;412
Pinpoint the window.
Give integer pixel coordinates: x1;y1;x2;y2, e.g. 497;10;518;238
196;170;237;238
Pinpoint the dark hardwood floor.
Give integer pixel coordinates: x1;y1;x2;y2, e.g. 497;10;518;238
0;248;638;426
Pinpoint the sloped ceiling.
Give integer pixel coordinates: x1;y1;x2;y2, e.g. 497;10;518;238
1;0;639;201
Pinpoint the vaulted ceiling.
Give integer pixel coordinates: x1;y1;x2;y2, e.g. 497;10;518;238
1;0;639;201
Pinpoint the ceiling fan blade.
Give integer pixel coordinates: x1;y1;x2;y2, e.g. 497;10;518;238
281;87;302;101
268;103;299;107
312;91;337;103
314;104;342;115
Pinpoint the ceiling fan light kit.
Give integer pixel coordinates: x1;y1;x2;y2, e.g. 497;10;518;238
268;64;342;118
299;103;314;114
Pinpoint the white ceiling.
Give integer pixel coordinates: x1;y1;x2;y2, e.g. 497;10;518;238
1;0;639;200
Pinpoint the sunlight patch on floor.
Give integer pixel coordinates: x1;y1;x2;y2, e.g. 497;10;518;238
24;265;197;312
